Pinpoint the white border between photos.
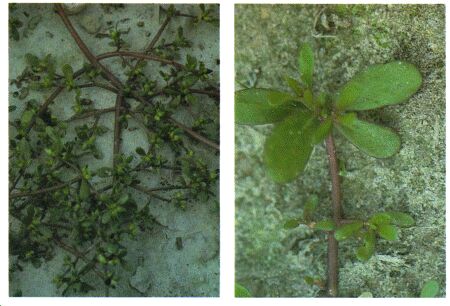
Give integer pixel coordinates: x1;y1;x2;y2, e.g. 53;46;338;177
0;1;448;306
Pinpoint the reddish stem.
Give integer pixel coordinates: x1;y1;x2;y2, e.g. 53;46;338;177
325;134;342;297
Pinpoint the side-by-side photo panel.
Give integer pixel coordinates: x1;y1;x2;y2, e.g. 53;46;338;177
9;3;219;297
235;4;445;297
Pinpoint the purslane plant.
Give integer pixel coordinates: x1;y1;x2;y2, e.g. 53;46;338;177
235;43;421;296
9;4;219;296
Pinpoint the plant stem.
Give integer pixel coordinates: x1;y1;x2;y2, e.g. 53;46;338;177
113;93;124;168
53;236;106;280
169;118;220;151
325;134;342;297
9;177;81;199
131;184;170;202
97;51;185;69
55;4;123;90
145;13;172;52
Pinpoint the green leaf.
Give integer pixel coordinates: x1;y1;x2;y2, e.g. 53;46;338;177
284;219;301;229
420;280;440;298
135;147;146;156
20;110;35;128
385;211;415;227
298;43;314;88
235;89;297;125
302;89;315;110
96;167;112;178
304;276;314;285
336;114;400;158
369;212;392;226
117;194;129;205
303;194;318;221
334;221;364;241
79;179;90;201
314;220;336;231
335;61;422;111
25;53;39;68
356;230;375;261
263;111;318;183
235;283;252;297
284;76;303;96
377;224;398;241
62;64;74;82
97;254;107;265
311;118;332;145
358;292;373;298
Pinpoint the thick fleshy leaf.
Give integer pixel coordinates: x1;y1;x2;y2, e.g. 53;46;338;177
377;224;398;241
334;221;364;241
235;89;297;125
263;111;318;183
336;113;400;158
385;211;415;227
298;43;314;88
335;61;422;111
420;280;440;298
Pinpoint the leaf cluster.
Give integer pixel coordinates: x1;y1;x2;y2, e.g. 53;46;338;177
9;5;219;296
284;195;414;262
236;43;422;183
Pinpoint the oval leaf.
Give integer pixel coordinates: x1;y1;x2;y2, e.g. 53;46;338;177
135;147;146;156
314;220;336;231
284;76;303;96
336;114;400;158
334;221;364;241
336;61;422;111
235;89;297;125
20;110;35;128
377;224;398;241
312;118;332;145
420;280;439;298
369;212;392;226
385;211;415;227
79;179;90;201
62;64;74;81
263;111;318;183
235;283;252;298
298;43;314;88
284;219;301;230
356;230;375;261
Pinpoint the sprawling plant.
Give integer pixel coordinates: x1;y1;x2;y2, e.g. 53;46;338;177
235;43;421;296
9;4;219;296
